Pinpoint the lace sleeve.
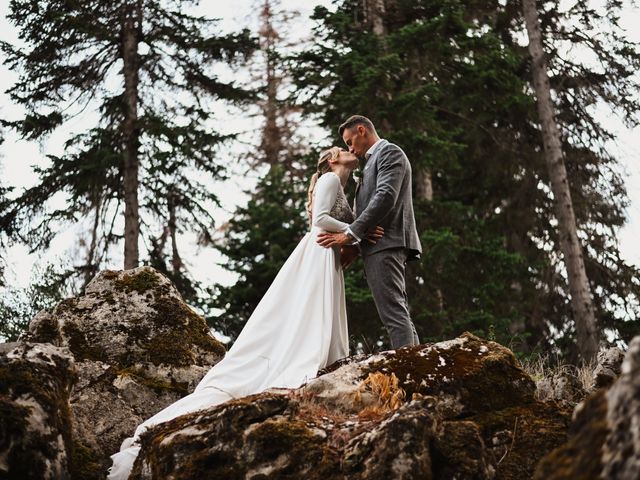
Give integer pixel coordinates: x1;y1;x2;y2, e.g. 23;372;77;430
312;173;349;233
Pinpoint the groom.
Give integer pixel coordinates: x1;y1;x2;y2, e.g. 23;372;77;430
317;115;422;349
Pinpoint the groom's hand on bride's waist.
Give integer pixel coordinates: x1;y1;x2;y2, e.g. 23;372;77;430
317;232;352;248
317;225;385;248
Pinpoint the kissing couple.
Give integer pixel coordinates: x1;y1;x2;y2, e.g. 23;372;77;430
108;115;422;479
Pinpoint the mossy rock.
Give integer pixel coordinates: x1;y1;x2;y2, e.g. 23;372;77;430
130;393;334;479
0;342;76;479
471;400;572;479
22;267;227;479
364;333;535;414
533;391;607;480
69;439;104;480
431;420;495;479
26;266;226;370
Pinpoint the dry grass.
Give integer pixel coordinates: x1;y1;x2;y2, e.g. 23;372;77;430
520;353;597;403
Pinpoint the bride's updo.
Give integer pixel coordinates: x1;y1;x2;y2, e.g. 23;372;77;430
306;147;340;221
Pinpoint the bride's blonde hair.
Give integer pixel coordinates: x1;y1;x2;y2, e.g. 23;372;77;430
306;147;340;221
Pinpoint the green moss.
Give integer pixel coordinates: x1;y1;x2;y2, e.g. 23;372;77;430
103;291;116;305
0;346;76;478
54;297;80;316
69;439;103;480
0;396;32;443
533;391;607;480
32;314;62;344
471;401;571;480
62;321;106;363
114;269;161;294
118;367;189;395
138;295;225;367
362;333;535;414
246;417;321;459
431;420;490;479
101;270;119;280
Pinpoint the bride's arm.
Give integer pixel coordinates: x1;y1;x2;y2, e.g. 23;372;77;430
312;173;349;233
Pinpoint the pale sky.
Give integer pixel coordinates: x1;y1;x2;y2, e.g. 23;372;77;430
0;0;638;296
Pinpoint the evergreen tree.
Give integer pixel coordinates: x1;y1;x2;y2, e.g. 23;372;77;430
522;0;599;362
0;1;256;286
203;0;311;340
207;164;309;338
0;261;74;341
292;0;640;356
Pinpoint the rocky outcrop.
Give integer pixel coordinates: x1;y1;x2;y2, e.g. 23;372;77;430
131;333;571;480
0;342;76;479
536;370;586;407
592;346;625;389
535;337;640;479
11;266;622;479
21;266;226;479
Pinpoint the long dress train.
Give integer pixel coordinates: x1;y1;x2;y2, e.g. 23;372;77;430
107;172;354;479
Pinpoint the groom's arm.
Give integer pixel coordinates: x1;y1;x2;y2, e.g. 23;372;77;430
349;145;405;241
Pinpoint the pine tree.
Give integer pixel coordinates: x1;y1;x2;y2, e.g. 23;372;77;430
522;0;599;362
0;1;256;282
292;0;532;349
0;262;74;341
207;164;309;339
203;0;311;340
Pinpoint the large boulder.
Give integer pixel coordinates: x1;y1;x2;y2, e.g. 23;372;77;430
23;266;226;479
306;333;536;416
132;332;570;480
535;336;640;480
0;342;76;480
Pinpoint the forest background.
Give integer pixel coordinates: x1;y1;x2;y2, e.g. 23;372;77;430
1;0;639;364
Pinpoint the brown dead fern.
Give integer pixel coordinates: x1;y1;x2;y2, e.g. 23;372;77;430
355;371;407;419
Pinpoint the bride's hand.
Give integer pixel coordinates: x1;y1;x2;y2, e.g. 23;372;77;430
340;245;359;269
365;226;384;244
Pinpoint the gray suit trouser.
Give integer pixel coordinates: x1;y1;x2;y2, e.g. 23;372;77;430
363;248;420;348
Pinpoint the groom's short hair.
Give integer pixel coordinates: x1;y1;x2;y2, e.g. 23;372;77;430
339;115;376;136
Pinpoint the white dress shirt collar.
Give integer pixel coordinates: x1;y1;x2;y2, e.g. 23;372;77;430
365;138;385;160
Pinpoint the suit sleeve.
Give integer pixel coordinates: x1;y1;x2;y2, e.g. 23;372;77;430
349;145;405;240
312;173;349;233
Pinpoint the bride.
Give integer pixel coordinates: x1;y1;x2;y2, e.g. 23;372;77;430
107;146;382;479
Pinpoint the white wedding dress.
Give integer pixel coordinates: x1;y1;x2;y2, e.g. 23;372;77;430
108;172;354;479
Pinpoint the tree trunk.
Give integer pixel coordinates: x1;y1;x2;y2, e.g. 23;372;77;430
122;3;141;269
415;169;433;201
259;1;282;165
84;196;101;287
522;0;599;363
168;191;182;273
364;0;387;36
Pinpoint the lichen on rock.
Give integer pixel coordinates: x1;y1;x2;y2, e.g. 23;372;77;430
0;342;76;480
130;332;570;480
25;266;225;370
19;266;226;478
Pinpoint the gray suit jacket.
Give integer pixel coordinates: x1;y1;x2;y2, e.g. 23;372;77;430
351;139;422;260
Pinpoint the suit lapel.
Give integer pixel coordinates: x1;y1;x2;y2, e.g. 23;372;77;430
355;140;387;215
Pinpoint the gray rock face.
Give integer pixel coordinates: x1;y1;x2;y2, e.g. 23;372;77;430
21;267;226;479
593;346;625;389
602;337;640;479
132;333;569;480
536;371;585;407
0;342;76;480
342;398;438;479
535;336;640;480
